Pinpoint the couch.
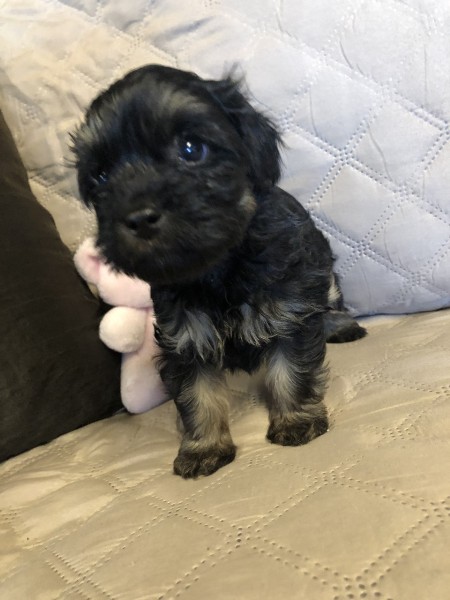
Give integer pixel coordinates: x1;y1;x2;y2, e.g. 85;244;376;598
1;2;449;599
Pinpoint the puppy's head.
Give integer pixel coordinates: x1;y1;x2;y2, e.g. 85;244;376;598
72;65;281;285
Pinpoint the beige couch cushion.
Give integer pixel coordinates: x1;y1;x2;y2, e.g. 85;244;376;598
1;308;449;599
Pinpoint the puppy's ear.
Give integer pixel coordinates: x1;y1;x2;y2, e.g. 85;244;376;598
203;77;282;192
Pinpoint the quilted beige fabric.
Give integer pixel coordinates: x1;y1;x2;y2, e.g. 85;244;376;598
1;0;450;316
1;308;449;599
1;2;449;598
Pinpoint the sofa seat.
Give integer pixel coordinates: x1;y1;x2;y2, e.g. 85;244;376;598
1;308;449;599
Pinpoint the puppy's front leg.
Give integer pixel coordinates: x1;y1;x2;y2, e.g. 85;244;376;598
161;360;236;478
263;314;329;446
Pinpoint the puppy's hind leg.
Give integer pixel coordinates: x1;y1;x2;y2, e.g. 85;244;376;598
161;360;236;478
262;314;329;446
325;274;367;343
324;310;367;343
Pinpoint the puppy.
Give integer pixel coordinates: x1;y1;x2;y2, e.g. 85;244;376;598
72;65;366;478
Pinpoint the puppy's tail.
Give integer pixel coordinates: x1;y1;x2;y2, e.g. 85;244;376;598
324;310;367;343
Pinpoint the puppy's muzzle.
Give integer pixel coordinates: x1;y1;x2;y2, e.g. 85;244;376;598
124;207;161;239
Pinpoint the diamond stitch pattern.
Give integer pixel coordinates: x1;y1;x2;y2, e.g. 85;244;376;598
2;304;450;600
1;2;450;599
1;0;449;315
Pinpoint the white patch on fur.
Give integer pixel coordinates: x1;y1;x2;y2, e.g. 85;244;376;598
236;299;311;346
192;374;227;423
180;370;231;446
265;347;298;411
328;275;341;305
263;347;327;413
238;188;257;218
162;309;223;362
238;303;273;345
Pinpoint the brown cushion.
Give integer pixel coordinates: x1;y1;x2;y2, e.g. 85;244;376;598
0;109;122;461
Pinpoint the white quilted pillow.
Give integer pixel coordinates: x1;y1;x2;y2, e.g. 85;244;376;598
1;0;449;316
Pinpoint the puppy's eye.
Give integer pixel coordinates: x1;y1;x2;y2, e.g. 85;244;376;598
178;137;209;163
92;170;109;186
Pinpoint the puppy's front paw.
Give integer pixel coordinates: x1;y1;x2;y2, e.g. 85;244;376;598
173;442;237;479
267;412;328;446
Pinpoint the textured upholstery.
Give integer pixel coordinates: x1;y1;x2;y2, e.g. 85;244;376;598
1;309;449;598
1;0;449;315
0;2;449;598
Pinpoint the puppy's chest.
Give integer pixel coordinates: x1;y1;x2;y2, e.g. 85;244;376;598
155;293;309;370
157;302;259;361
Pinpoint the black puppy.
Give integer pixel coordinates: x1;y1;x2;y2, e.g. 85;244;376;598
72;65;365;478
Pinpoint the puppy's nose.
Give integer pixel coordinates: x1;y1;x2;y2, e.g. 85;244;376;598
124;208;161;238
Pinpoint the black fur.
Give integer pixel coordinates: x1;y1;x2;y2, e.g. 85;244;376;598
72;64;366;478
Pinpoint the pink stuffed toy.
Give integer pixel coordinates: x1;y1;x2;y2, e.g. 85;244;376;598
74;237;167;413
